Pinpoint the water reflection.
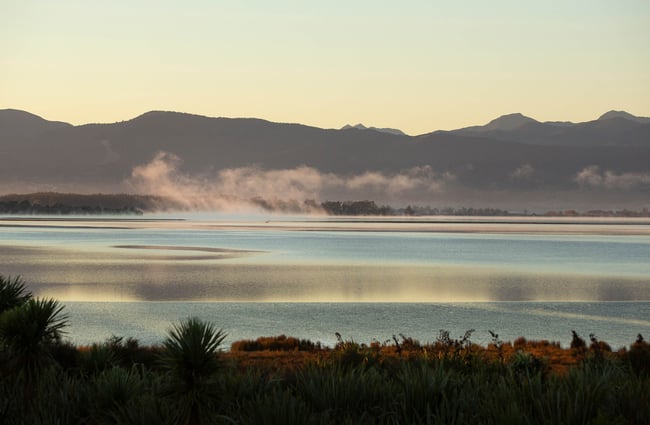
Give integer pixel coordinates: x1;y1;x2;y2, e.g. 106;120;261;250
5;248;648;302
1;218;649;303
4;217;648;350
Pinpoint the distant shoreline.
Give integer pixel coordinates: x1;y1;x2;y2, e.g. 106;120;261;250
2;215;650;236
1;191;649;218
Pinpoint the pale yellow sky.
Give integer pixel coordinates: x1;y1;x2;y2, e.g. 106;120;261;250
1;0;649;134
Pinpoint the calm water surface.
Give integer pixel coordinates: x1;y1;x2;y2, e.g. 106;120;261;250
1;215;649;348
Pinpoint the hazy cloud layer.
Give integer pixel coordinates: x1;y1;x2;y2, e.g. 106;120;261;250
127;152;453;212
575;166;650;190
123;153;650;212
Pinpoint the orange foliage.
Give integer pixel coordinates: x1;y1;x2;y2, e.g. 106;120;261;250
226;336;636;376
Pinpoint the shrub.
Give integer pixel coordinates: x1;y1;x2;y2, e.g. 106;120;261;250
627;334;650;377
158;317;228;425
0;298;68;380
509;350;548;378
571;330;587;360
231;334;319;352
0;275;32;314
332;334;381;369
513;336;527;348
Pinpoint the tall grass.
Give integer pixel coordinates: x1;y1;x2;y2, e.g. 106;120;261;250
1;277;649;424
1;331;648;424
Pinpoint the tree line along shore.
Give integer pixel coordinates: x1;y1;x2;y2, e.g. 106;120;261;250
1;275;649;424
1;192;649;217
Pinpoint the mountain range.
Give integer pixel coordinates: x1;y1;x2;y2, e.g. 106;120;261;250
445;111;650;146
1;108;649;209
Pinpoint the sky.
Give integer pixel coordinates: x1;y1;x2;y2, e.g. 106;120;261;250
1;0;649;135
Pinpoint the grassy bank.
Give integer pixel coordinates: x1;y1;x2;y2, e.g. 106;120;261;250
2;275;649;424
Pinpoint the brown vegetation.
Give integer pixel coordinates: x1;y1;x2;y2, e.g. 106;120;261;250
226;332;646;377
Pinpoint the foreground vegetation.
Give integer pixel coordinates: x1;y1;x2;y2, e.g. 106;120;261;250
1;275;649;424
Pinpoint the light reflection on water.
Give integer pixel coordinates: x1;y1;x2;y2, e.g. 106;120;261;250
1;216;649;346
1;241;648;302
0;220;650;302
13;264;650;303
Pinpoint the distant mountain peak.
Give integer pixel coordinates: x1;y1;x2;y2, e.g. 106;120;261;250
483;113;539;131
0;108;72;139
0;108;71;125
598;110;650;124
449;113;540;136
341;123;406;136
132;110;207;120
342;123;367;130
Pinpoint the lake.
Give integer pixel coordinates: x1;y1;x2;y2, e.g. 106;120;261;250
1;215;649;349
